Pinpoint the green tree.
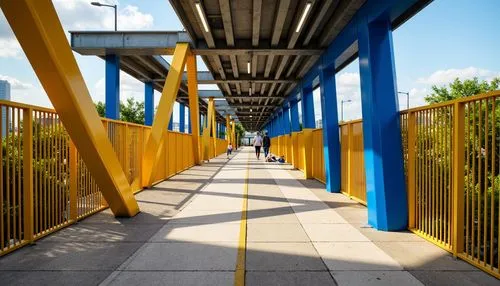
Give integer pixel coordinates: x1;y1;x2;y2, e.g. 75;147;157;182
120;97;145;125
95;101;105;117
425;77;500;104
234;123;246;145
94;98;145;124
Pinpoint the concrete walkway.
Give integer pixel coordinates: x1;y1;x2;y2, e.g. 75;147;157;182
0;147;498;285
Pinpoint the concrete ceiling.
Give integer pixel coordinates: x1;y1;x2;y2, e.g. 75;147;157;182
169;0;366;131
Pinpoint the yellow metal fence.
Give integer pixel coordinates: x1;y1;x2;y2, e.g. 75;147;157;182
0;100;226;256
340;120;367;205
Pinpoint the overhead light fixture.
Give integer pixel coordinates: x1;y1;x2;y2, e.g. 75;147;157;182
295;2;312;33
247;61;251;74
249;87;252;96
195;2;210;33
250;109;252;112
250;115;253;118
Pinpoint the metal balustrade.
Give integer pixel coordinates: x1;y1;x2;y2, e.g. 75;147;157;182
0;100;227;256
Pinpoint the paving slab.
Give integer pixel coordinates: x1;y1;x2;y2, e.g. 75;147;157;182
408;270;500;286
246;242;327;271
247;223;310;242
0;242;143;271
292;206;348;224
246;207;300;224
302;224;370;242
0;270;111;286
168;209;242;224
245;271;336;286
43;223;164;242
331;270;424;286
313;242;402;271
103;271;234;286
121;240;238;271
150;223;240;242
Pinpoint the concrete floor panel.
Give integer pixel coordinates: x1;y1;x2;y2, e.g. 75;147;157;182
122;242;238;271
103;271;234;286
150;223;240;242
247;223;310;242
302;224;370;242
313;242;403;271
245;271;336;286
246;242;327;271
331;270;424;286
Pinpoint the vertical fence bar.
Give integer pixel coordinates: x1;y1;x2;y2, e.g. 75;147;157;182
69;140;78;221
452;101;465;256
23;108;34;243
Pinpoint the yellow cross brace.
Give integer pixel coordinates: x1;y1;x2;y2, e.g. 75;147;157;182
201;97;215;161
1;0;139;217
143;43;190;186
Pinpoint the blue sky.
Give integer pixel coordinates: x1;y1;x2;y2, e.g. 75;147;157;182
1;0;499;124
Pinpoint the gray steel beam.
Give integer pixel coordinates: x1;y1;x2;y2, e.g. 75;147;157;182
252;0;262;47
318;0;366;47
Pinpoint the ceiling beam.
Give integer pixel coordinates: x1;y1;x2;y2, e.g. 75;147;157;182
318;0;366;47
252;0;262;47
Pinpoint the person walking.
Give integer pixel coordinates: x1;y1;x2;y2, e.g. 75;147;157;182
227;142;233;159
253;132;263;159
262;132;271;158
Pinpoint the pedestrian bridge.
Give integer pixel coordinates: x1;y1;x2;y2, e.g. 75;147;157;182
1;0;500;285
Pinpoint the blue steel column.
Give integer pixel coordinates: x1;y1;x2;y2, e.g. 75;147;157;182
319;64;341;193
301;86;315;129
105;55;120;119
290;101;300;132
283;107;291;134
277;111;284;136
179;103;185;133
168;118;173;131
144;82;154;126
188;107;192;133
358;15;407;231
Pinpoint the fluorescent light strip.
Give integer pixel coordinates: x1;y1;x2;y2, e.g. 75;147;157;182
249;87;252;96
195;3;209;33
295;2;312;33
247;61;251;74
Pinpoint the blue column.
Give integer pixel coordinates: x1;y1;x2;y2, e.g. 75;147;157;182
188;107;192;134
290;101;300;132
319;64;341;194
283;107;291;134
301;86;315;129
144;82;154;126
179;103;185;133
168;117;173;131
358;15;407;231
105;55;120;119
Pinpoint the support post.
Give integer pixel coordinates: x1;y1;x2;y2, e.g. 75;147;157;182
142;43;189;186
283;107;291;135
145;82;154;126
201;97;215;161
22;108;34;243
452;102;465;256
188;107;192;134
179;103;185;133
2;0;139;217
187;54;200;165
319;65;341;193
290;101;300;132
358;15;407;230
301;85;315;179
226;114;231;143
105;54;120;120
168;117;173;131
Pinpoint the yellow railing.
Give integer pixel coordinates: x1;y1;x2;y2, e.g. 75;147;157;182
339;120;367;205
311;129;325;183
0;100;226;256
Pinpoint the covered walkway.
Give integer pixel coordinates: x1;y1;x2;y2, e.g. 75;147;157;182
0;147;496;286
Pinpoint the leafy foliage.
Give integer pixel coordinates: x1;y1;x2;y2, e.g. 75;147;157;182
94;97;145;124
425;77;500;104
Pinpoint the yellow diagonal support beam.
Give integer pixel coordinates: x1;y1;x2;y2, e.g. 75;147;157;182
187;54;201;165
201;97;215;161
143;43;189;186
1;0;139;217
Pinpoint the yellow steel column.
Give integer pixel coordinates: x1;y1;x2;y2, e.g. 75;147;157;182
201;97;215;161
187;54;201;165
452;102;465;257
1;0;138;217
226;114;231;143
231;120;236;149
302;128;313;179
212;105;217;157
143;43;189;186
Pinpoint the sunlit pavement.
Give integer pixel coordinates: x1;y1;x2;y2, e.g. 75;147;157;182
0;147;497;286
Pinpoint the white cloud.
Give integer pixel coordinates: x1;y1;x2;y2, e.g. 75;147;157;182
94;71;144;103
53;0;154;31
0;38;22;58
417;67;500;85
0;75;33;89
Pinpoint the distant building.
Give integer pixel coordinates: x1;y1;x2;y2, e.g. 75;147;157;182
0;80;11;137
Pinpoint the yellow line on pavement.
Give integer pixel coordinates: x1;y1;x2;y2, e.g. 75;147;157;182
234;151;249;286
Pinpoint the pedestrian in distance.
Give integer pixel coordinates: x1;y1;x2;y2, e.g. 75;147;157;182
227;142;233;159
253;132;263;159
263;132;271;158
